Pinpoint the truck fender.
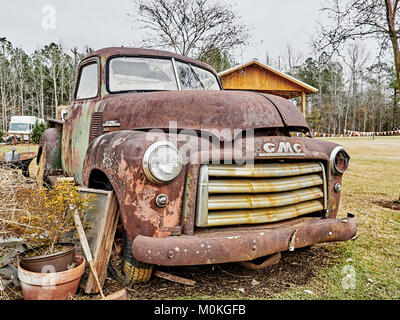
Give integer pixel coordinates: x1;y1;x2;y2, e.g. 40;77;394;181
37;127;62;183
82;131;186;241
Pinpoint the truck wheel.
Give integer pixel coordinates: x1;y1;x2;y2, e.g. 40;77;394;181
122;231;153;285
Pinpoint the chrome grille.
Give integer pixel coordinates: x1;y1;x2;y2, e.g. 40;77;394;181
195;162;327;227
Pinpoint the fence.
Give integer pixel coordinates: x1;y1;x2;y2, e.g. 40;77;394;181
291;129;400;138
2;133;32;144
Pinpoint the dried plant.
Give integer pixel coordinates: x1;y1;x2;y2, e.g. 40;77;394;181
0;167;29;236
0;168;93;255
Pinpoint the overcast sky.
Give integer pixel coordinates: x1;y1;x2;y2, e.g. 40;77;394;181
0;0;323;63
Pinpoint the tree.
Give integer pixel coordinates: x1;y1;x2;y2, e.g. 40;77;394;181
388;66;400;128
31;50;46;119
293;55;346;133
197;45;234;72
41;43;62;117
131;0;250;61
31;121;48;144
315;0;400;98
0;38;88;129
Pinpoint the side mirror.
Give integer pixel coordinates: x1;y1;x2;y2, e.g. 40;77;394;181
61;109;69;122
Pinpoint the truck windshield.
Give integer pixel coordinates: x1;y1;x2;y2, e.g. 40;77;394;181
9;123;30;132
108;57;220;92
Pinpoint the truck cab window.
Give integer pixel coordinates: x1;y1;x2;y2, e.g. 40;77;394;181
109;57;178;92
192;65;221;90
175;61;203;90
76;62;98;99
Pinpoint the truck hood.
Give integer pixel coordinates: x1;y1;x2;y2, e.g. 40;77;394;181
99;90;309;139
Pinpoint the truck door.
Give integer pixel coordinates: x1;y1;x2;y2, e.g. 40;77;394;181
61;57;101;184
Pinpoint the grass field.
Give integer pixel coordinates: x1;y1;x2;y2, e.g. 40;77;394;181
274;136;400;299
1;137;399;300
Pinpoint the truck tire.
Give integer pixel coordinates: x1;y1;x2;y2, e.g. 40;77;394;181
122;231;153;285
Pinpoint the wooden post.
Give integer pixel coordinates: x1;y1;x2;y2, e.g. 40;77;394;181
301;91;306;116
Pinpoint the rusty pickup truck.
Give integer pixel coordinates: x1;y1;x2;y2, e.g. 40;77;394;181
38;47;357;284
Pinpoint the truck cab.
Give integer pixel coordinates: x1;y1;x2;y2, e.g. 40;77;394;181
38;47;357;284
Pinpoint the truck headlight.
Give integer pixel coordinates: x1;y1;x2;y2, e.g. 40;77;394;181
330;146;350;175
143;141;182;184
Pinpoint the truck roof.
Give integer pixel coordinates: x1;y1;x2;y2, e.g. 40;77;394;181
82;47;217;75
10;116;42;123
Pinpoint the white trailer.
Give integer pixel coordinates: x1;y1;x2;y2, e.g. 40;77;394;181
6;116;45;142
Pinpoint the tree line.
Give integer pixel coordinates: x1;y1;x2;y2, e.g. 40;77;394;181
0;38;91;133
131;0;400;133
265;44;399;133
302;0;400;133
1;0;399;134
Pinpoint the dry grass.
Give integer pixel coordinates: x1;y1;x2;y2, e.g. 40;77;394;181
0;168;35;239
0;144;39;299
0;163;35;300
0;144;39;238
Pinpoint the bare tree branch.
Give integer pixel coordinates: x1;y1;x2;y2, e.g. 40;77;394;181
315;0;400;92
130;0;250;59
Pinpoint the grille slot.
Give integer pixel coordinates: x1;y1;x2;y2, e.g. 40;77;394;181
89;112;103;142
195;162;327;227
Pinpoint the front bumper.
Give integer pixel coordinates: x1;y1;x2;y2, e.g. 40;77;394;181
132;214;357;266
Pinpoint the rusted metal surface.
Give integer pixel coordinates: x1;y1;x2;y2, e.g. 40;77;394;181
196;161;327;227
82;131;188;241
79;131;344;240
61;46;311;183
83;47;219;77
181;164;200;235
98;91;288;138
207;200;324;226
79;131;342;241
0;152;37;177
208;187;324;210
238;252;281;270
0;152;36;162
131;214;357;266
260;94;309;129
36;47;354;267
38;126;63;183
153;270;196;286
207;174;323;193
61;99;100;185
208;162;323;177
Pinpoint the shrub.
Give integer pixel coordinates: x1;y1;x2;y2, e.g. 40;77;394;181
1;178;94;255
31;121;47;144
0;130;3;142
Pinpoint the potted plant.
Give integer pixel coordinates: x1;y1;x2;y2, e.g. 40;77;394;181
3;179;93;299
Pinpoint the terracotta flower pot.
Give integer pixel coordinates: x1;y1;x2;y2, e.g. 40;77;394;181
18;254;85;300
19;243;75;273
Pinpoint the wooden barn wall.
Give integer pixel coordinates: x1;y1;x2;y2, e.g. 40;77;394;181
220;64;304;92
